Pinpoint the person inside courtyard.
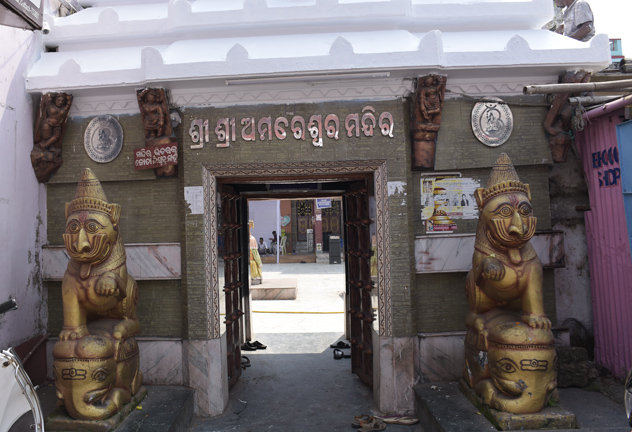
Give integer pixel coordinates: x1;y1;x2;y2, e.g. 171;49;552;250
554;0;595;42
269;231;278;254
258;237;269;255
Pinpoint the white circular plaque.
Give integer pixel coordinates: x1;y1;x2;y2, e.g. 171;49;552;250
471;98;513;147
84;115;124;163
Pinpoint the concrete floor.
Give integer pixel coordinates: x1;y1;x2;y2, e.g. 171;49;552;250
190;262;422;431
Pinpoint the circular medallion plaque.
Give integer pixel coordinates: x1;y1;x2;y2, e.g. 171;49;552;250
471;98;513;147
84;115;124;163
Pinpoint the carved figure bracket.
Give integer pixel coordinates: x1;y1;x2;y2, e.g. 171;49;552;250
135;88;178;177
410;75;446;169
31;92;73;183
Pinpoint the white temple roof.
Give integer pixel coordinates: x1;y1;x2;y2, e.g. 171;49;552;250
27;0;611;113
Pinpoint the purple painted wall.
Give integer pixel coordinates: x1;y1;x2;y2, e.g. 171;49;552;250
575;109;632;377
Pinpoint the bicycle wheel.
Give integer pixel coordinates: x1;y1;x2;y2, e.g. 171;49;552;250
0;348;44;432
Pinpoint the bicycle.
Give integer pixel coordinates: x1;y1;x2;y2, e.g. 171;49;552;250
0;299;45;432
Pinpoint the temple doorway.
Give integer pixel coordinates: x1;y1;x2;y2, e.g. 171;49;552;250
217;177;377;390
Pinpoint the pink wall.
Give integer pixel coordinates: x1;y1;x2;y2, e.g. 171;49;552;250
575;110;632;377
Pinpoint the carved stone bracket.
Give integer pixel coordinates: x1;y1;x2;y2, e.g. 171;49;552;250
31;92;73;183
410;75;446;169
544;71;591;163
136;87;178;177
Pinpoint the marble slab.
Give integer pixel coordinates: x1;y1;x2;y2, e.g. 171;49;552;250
138;339;183;385
375;335;416;415
42;243;181;281
416;332;466;383
251;278;298;300
415;231;564;273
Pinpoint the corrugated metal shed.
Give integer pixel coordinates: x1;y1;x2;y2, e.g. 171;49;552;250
575;109;632;377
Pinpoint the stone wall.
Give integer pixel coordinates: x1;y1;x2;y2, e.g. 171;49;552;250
413;96;557;333
181;99;417;338
45;115;184;338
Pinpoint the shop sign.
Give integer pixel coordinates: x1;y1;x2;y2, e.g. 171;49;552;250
592;146;620;188
188;106;394;149
134;142;178;170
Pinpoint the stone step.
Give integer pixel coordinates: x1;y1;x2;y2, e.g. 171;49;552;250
414;381;630;432
117;386;194;432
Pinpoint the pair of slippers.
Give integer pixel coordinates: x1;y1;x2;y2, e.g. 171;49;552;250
330;341;351;349
375;414;419;425
352;415;386;431
353;413;419;429
333;348;350;359
241;356;251;369
242;341;267;351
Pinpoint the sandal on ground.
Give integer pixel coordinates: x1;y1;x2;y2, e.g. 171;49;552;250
359;417;386;431
251;340;267;349
241;342;257;351
333;348;344;360
241;356;251;369
330;340;351;349
352;414;373;429
375;414;419;425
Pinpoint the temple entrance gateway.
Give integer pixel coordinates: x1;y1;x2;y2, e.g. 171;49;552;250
215;175;377;391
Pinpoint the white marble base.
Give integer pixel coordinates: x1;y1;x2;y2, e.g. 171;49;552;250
415;231;565;273
42;243;181;281
138;338;183;385
182;337;229;416
415;329;571;383
374;334;416;415
416;332;466;383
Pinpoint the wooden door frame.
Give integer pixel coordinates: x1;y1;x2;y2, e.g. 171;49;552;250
202;159;393;340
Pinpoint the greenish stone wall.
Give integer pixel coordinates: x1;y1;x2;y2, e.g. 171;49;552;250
45;114;184;338
47;280;184;337
415;270;558;332
435;96;551;170
182;100;417;338
414;96;556;333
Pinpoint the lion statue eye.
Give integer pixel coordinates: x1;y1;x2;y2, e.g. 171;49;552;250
67;221;80;233
496;205;513;217
85;221;101;233
518;203;532;216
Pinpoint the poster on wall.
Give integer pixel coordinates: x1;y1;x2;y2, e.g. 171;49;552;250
421;177;480;233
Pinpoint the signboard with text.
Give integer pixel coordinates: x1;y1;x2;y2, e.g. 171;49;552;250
0;0;44;30
188;105;395;149
134;142;178;170
316;199;332;209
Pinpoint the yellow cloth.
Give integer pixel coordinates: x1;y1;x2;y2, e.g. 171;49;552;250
250;248;262;279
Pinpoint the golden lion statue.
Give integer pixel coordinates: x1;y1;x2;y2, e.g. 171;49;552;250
463;153;556;414
59;168;139;341
54;168;143;421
